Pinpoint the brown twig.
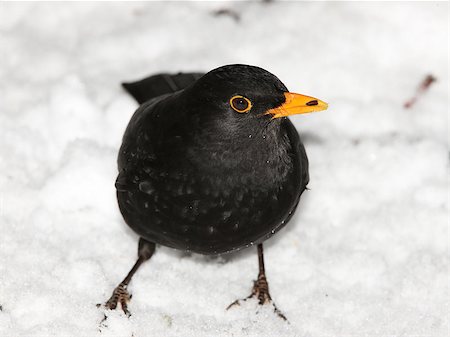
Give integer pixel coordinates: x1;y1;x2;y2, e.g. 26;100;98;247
211;9;241;22
404;74;437;108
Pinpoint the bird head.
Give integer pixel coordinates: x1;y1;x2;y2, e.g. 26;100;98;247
187;64;328;124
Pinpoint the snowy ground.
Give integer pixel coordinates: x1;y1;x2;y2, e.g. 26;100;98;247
0;2;448;337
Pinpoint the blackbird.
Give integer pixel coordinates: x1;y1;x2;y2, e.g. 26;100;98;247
103;64;327;319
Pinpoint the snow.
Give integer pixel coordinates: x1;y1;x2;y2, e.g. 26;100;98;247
0;2;448;336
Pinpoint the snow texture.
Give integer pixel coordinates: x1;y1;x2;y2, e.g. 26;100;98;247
0;2;448;337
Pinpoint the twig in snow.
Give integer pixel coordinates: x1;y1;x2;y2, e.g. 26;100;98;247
211;8;241;22
404;74;437;108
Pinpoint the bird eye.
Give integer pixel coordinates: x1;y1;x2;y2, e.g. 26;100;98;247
230;95;252;113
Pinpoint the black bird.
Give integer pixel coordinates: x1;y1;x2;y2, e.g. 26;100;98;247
103;64;327;319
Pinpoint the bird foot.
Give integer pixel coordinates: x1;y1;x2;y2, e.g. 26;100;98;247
99;283;132;317
226;274;287;320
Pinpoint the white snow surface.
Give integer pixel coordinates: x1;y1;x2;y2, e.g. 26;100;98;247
0;2;448;337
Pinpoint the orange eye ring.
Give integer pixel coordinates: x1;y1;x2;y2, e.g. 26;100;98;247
230;95;252;113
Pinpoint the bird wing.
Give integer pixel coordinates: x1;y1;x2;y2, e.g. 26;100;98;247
117;71;207;172
116;71;208;212
283;118;309;194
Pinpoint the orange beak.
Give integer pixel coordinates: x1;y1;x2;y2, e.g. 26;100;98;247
266;92;328;119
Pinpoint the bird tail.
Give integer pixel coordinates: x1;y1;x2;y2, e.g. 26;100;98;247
122;72;205;104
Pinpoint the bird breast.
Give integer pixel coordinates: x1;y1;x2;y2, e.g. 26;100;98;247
117;118;298;254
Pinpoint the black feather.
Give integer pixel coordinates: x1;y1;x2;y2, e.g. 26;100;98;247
122;72;204;104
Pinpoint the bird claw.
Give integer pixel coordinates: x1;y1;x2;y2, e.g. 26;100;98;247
101;283;132;317
226;275;287;321
226;297;246;310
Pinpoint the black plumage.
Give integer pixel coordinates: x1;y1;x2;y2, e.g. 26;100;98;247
102;64;327;319
117;65;308;254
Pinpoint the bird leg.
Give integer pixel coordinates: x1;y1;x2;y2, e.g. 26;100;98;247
101;238;155;316
226;244;287;320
